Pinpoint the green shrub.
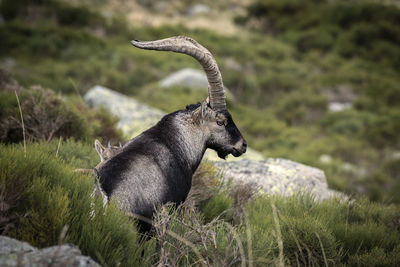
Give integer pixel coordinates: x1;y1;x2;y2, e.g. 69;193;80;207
247;194;400;265
348;245;400;267
321;109;376;137
321;109;400;148
241;0;400;68
0;21;105;59
0;0;102;28
367;158;400;203
274;90;327;125
0;86;123;144
247;195;341;265
199;191;233;223
0;142;151;266
24;139;100;168
364;110;400;148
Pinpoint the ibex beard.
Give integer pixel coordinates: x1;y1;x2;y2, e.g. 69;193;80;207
95;36;247;233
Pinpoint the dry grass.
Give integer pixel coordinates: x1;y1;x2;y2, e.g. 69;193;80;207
151;202;245;266
14;90;26;157
272;202;284;267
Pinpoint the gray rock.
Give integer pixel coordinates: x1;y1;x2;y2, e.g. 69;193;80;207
159;68;208;88
0;236;100;267
390;150;400;160
328;102;352;112
84;85;165;138
214;159;343;200
325;85;356;112
159;68;235;100
0;236;36;254
186;4;211;16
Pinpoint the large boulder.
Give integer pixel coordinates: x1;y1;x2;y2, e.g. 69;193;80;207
84;85;164;138
0;236;100;267
214;159;342;200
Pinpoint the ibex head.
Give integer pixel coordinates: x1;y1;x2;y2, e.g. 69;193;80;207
131;36;247;159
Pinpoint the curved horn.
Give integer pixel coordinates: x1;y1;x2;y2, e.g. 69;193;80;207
131;36;226;111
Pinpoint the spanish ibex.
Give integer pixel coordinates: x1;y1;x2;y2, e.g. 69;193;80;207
96;36;247;232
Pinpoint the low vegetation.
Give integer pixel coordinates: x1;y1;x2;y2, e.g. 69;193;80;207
1;0;400;265
0;71;123;144
1;142;400;266
0;142;148;266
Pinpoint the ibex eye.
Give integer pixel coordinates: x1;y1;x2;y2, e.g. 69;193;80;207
216;121;224;126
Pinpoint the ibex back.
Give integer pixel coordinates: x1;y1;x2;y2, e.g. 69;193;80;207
96;36;247;232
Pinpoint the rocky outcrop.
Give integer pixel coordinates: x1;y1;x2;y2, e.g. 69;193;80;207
0;236;100;267
84;85;164;138
84;86;343;200
214;159;342;200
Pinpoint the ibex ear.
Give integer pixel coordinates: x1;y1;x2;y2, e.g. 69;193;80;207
201;100;208;118
94;139;105;162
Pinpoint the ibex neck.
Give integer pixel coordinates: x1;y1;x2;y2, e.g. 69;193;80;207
168;112;207;173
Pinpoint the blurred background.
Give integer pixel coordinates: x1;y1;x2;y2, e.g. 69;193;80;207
0;0;399;204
